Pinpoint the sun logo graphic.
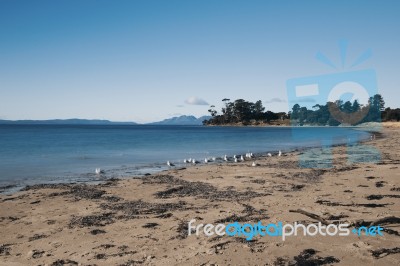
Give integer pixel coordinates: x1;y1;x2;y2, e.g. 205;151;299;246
286;40;381;168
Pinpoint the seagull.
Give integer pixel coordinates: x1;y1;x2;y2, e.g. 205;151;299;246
234;157;238;163
212;157;216;161
267;153;272;157
240;155;245;161
95;168;104;175
183;159;188;163
233;155;237;159
278;150;282;157
250;153;254;158
204;158;208;163
252;162;257;167
224;155;228;161
192;159;197;164
167;161;175;167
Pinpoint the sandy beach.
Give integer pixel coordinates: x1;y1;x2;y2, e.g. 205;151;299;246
1;123;399;266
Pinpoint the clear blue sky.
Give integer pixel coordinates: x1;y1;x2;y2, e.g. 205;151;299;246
1;0;399;123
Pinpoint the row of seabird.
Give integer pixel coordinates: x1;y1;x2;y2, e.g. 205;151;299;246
95;150;283;174
167;150;283;167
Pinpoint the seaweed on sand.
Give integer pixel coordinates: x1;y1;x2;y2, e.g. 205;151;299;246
274;249;340;265
0;244;12;256
69;213;114;228
315;199;390;208
148;175;268;201
175;220;191;239
100;200;189;219
370;247;400;258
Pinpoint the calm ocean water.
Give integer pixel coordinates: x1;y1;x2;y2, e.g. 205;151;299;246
0;125;370;190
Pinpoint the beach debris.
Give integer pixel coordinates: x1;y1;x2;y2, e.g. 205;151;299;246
215;214;250;224
142;175;183;185
90;229;106;235
151;175;268;201
22;183;107;201
325;214;349;220
211;241;232;254
50;259;79;266
375;181;387;187
297;169;326;181
291;184;305;191
251;161;257;167
98;177;120;187
0;244;12;256
118;258;148;266
370;247;400;259
28;233;48;242
22;183;72;191
103;195;123;202
93;248;138;261
155;213;173;219
366;194;400;200
69;186;106;200
289;209;329;225
142;222;159;228
315;200;390;208
69;213;114;228
100;243;116;249
249;179;265;184
175;220;191;239
294;249;340;265
152;177;270;201
30;249;45;259
274;249;340;265
352;216;400;227
214;205;268;224
100;199;189;219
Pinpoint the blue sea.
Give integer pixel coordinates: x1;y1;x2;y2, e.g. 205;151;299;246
0;125;370;191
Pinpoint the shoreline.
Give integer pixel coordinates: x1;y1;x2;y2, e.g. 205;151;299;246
0;126;379;195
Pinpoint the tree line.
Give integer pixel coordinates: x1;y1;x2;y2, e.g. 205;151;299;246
203;94;399;126
203;98;288;125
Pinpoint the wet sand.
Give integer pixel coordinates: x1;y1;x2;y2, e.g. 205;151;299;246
1;123;399;265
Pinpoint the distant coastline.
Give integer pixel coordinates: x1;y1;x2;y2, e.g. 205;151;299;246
0;119;137;125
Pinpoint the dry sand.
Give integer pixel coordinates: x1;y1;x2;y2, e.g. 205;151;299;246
1;123;399;265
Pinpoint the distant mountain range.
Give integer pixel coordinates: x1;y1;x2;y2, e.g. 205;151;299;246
147;115;211;125
0;119;137;125
0;116;211;126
